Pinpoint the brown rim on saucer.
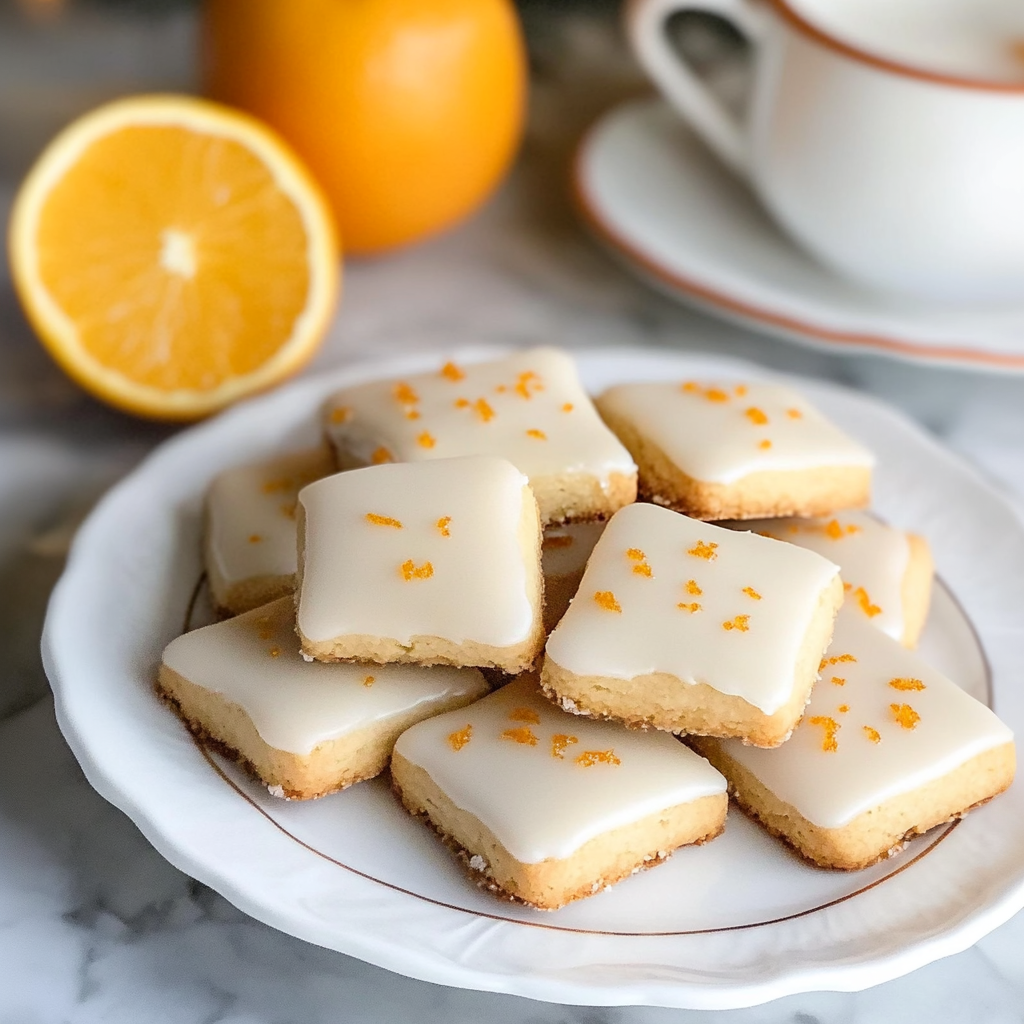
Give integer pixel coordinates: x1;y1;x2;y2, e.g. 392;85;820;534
571;135;1024;371
770;0;1024;93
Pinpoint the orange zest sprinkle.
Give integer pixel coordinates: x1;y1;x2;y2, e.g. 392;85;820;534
269;646;281;658
525;428;547;440
831;676;846;686
371;446;392;464
759;439;773;450
626;548;646;561
248;534;262;543
808;715;840;752
508;707;541;724
440;361;465;382
687;540;718;560
681;381;701;393
633;562;653;577
742;586;762;600
889;677;926;692
551;734;578;759
685;579;702;596
853;586;882;618
436;516;452;537
473;398;496;422
627;547;653;576
705;387;729;403
821;653;856;669
330;406;352;425
543;534;573;550
677;602;701;613
734;384;748;397
843;581;853;592
417;431;436;449
366;513;403;528
454;397;470;409
576;749;621;768
502;726;538;746
514;370;543;399
838;704;850;713
405;409;421;420
594;590;622;613
722;614;750;632
363;675;375;687
744;406;768;426
786;407;803;419
495;384;508;394
447;725;472;751
824;519;844;540
393;382;419;405
863;725;881;744
890;703;921;729
562;402;574;413
400;559;434;581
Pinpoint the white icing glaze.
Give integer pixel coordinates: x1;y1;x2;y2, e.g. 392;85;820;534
597;380;875;485
162;598;489;755
718;606;1013;829
297;456;538;647
544;502;841;715
323;347;636;491
394;676;726;863
542;521;606;580
206;448;334;587
724;511;911;642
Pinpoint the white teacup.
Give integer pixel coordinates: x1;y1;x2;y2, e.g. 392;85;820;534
627;0;1024;304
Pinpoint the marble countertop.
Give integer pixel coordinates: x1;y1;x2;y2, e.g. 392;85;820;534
4;5;1024;1022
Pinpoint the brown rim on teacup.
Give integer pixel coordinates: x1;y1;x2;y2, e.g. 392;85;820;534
770;0;1024;93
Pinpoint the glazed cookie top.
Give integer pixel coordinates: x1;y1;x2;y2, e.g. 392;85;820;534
206;447;334;587
323;347;636;486
393;676;726;863
725;511;913;642
597;380;874;484
297;456;539;647
544;502;841;715
718;607;1013;829
161;599;489;755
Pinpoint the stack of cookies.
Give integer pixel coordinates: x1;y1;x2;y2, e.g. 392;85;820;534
158;348;1015;910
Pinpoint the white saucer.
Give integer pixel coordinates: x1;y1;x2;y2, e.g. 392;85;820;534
574;99;1024;374
41;347;1024;1010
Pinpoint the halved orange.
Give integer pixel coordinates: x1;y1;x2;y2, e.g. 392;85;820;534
8;94;340;420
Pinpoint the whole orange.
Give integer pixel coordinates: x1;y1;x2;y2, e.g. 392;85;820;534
202;0;527;254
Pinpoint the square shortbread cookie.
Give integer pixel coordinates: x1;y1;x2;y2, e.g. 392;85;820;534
595;380;874;520
541;502;844;747
391;675;727;909
322;347;637;524
724;511;934;648
158;598;489;800
690;607;1015;870
204;447;334;616
541;521;606;632
296;455;546;671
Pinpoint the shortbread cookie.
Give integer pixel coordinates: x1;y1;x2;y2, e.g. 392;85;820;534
541;502;843;746
541;521;606;632
158;598;489;800
323;347;637;524
205;447;334;615
726;511;933;647
391;676;727;909
595;380;874;520
691;607;1015;870
296;456;545;671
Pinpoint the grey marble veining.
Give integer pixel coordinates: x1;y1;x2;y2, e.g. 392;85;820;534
4;5;1024;1021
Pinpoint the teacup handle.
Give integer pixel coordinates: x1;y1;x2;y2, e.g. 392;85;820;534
625;0;767;180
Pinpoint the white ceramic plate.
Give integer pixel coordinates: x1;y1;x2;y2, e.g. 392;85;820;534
43;347;1024;1010
574;99;1024;374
